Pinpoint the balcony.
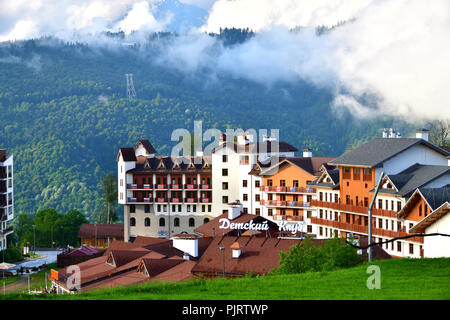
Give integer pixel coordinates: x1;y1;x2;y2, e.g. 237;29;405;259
170;184;182;190
155;197;168;203
184;184;197;190
310;217;423;243
261;186;316;193
170;197;182;203
363;174;372;182
0;226;13;236
155;184;168;190
200;198;211;203
200;184;211;189
260;200;309;208
127;184;153;190
310;200;398;218
273;215;304;222
184;197;196;203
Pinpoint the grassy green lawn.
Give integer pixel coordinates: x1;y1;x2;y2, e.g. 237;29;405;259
1;258;449;300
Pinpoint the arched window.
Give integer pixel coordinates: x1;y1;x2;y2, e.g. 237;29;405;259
145;218;151;227
189;218;195;227
130;217;136;227
174;217;180;227
203;218;210;224
159;217;165;227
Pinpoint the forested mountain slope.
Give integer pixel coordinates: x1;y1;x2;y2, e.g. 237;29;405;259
0;32;407;221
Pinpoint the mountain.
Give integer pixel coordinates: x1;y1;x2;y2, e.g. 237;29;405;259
0;31;409;221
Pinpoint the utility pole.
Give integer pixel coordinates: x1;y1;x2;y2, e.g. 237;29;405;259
368;172;385;262
32;225;36;253
51;223;53;249
219;246;225;278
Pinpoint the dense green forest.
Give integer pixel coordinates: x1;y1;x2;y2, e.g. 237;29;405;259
0;29;410;224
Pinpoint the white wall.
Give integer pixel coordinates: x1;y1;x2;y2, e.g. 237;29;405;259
172;238;199;257
424;212;450;258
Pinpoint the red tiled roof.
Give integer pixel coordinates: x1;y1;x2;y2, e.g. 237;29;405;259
192;236;326;276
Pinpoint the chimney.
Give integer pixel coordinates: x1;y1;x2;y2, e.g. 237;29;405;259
447;156;450;167
228;201;243;220
416;128;429;141
172;234;199;258
396;131;401;138
183;252;190;260
303;148;312;158
219;133;227;145
237;132;253;145
262;135;277;142
230;242;241;258
388;128;396;138
382;128;388;138
195;151;204;156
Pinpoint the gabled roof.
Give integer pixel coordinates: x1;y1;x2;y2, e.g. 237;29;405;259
117;148;136;162
136;140;157;154
140;258;185;278
309;168;340;188
398;185;450;219
77;224;124;239
212;141;298;154
409;202;450;233
329;138;450;167
128;156;212;173
259;156;335;177
378;164;450;197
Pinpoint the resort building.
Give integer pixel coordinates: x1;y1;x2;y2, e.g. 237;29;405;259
0;149;13;251
308;129;450;257
117;140;214;240
78;224;124;248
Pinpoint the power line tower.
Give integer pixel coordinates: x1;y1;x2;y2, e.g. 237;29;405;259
125;73;137;100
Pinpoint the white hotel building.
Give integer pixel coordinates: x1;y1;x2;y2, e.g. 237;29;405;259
0;149;14;250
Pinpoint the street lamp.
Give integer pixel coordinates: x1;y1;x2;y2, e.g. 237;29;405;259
219;246;225;278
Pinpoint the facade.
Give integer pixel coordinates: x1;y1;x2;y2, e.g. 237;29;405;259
0;149;13;251
118;140;214;240
308;129;450;258
77;224;124;248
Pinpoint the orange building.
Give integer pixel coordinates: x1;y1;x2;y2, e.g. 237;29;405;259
258;156;335;223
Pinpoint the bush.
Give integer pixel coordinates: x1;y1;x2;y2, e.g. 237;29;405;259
0;247;23;263
272;237;361;275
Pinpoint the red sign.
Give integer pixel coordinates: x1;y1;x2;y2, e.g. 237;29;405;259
172;184;179;189
172;198;180;203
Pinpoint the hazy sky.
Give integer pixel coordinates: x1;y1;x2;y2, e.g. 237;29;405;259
1;0;449;121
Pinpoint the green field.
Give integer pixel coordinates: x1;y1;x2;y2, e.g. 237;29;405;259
1;258;449;300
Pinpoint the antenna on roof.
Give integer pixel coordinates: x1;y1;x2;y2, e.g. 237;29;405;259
125;73;137;100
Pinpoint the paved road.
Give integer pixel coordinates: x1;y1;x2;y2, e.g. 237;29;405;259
11;250;62;272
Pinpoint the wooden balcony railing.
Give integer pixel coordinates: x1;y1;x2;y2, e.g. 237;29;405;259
310;217;424;243
310;200;398;218
260;200;309;208
261;186;316;193
184;184;197;190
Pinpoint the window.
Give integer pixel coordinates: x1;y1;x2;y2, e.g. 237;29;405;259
243;180;248;187
159;218;165;227
268;209;273;216
293;180;299;187
193;205;197;212
208;205;211;212
189;218;195;227
346;195;350;205
223;209;228;215
145;204;150;213
307;211;312;218
187;205;191;212
294;209;299;216
203;218;210;224
424;205;428;216
130;217;136;227
222;155;227;162
243;194;248;201
145;218;151;227
255;180;260;188
280;180;286;187
397;241;402;252
319;192;323;201
172;205;176;212
267;179;273;186
378;199;382;209
222;196;228;204
319;227;323;236
130;205;136;213
255;208;260;215
409;243;414;255
178;205;182;212
419;204;422;216
120;179;123;187
222;168;228;176
222;182;228;190
243;207;248;214
364;197;369;207
120;192;123;200
307;225;312;233
353;167;361;180
255;194;260;201
202;205;205;212
397;201;402;212
157;204;161;212
174;218;180;227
